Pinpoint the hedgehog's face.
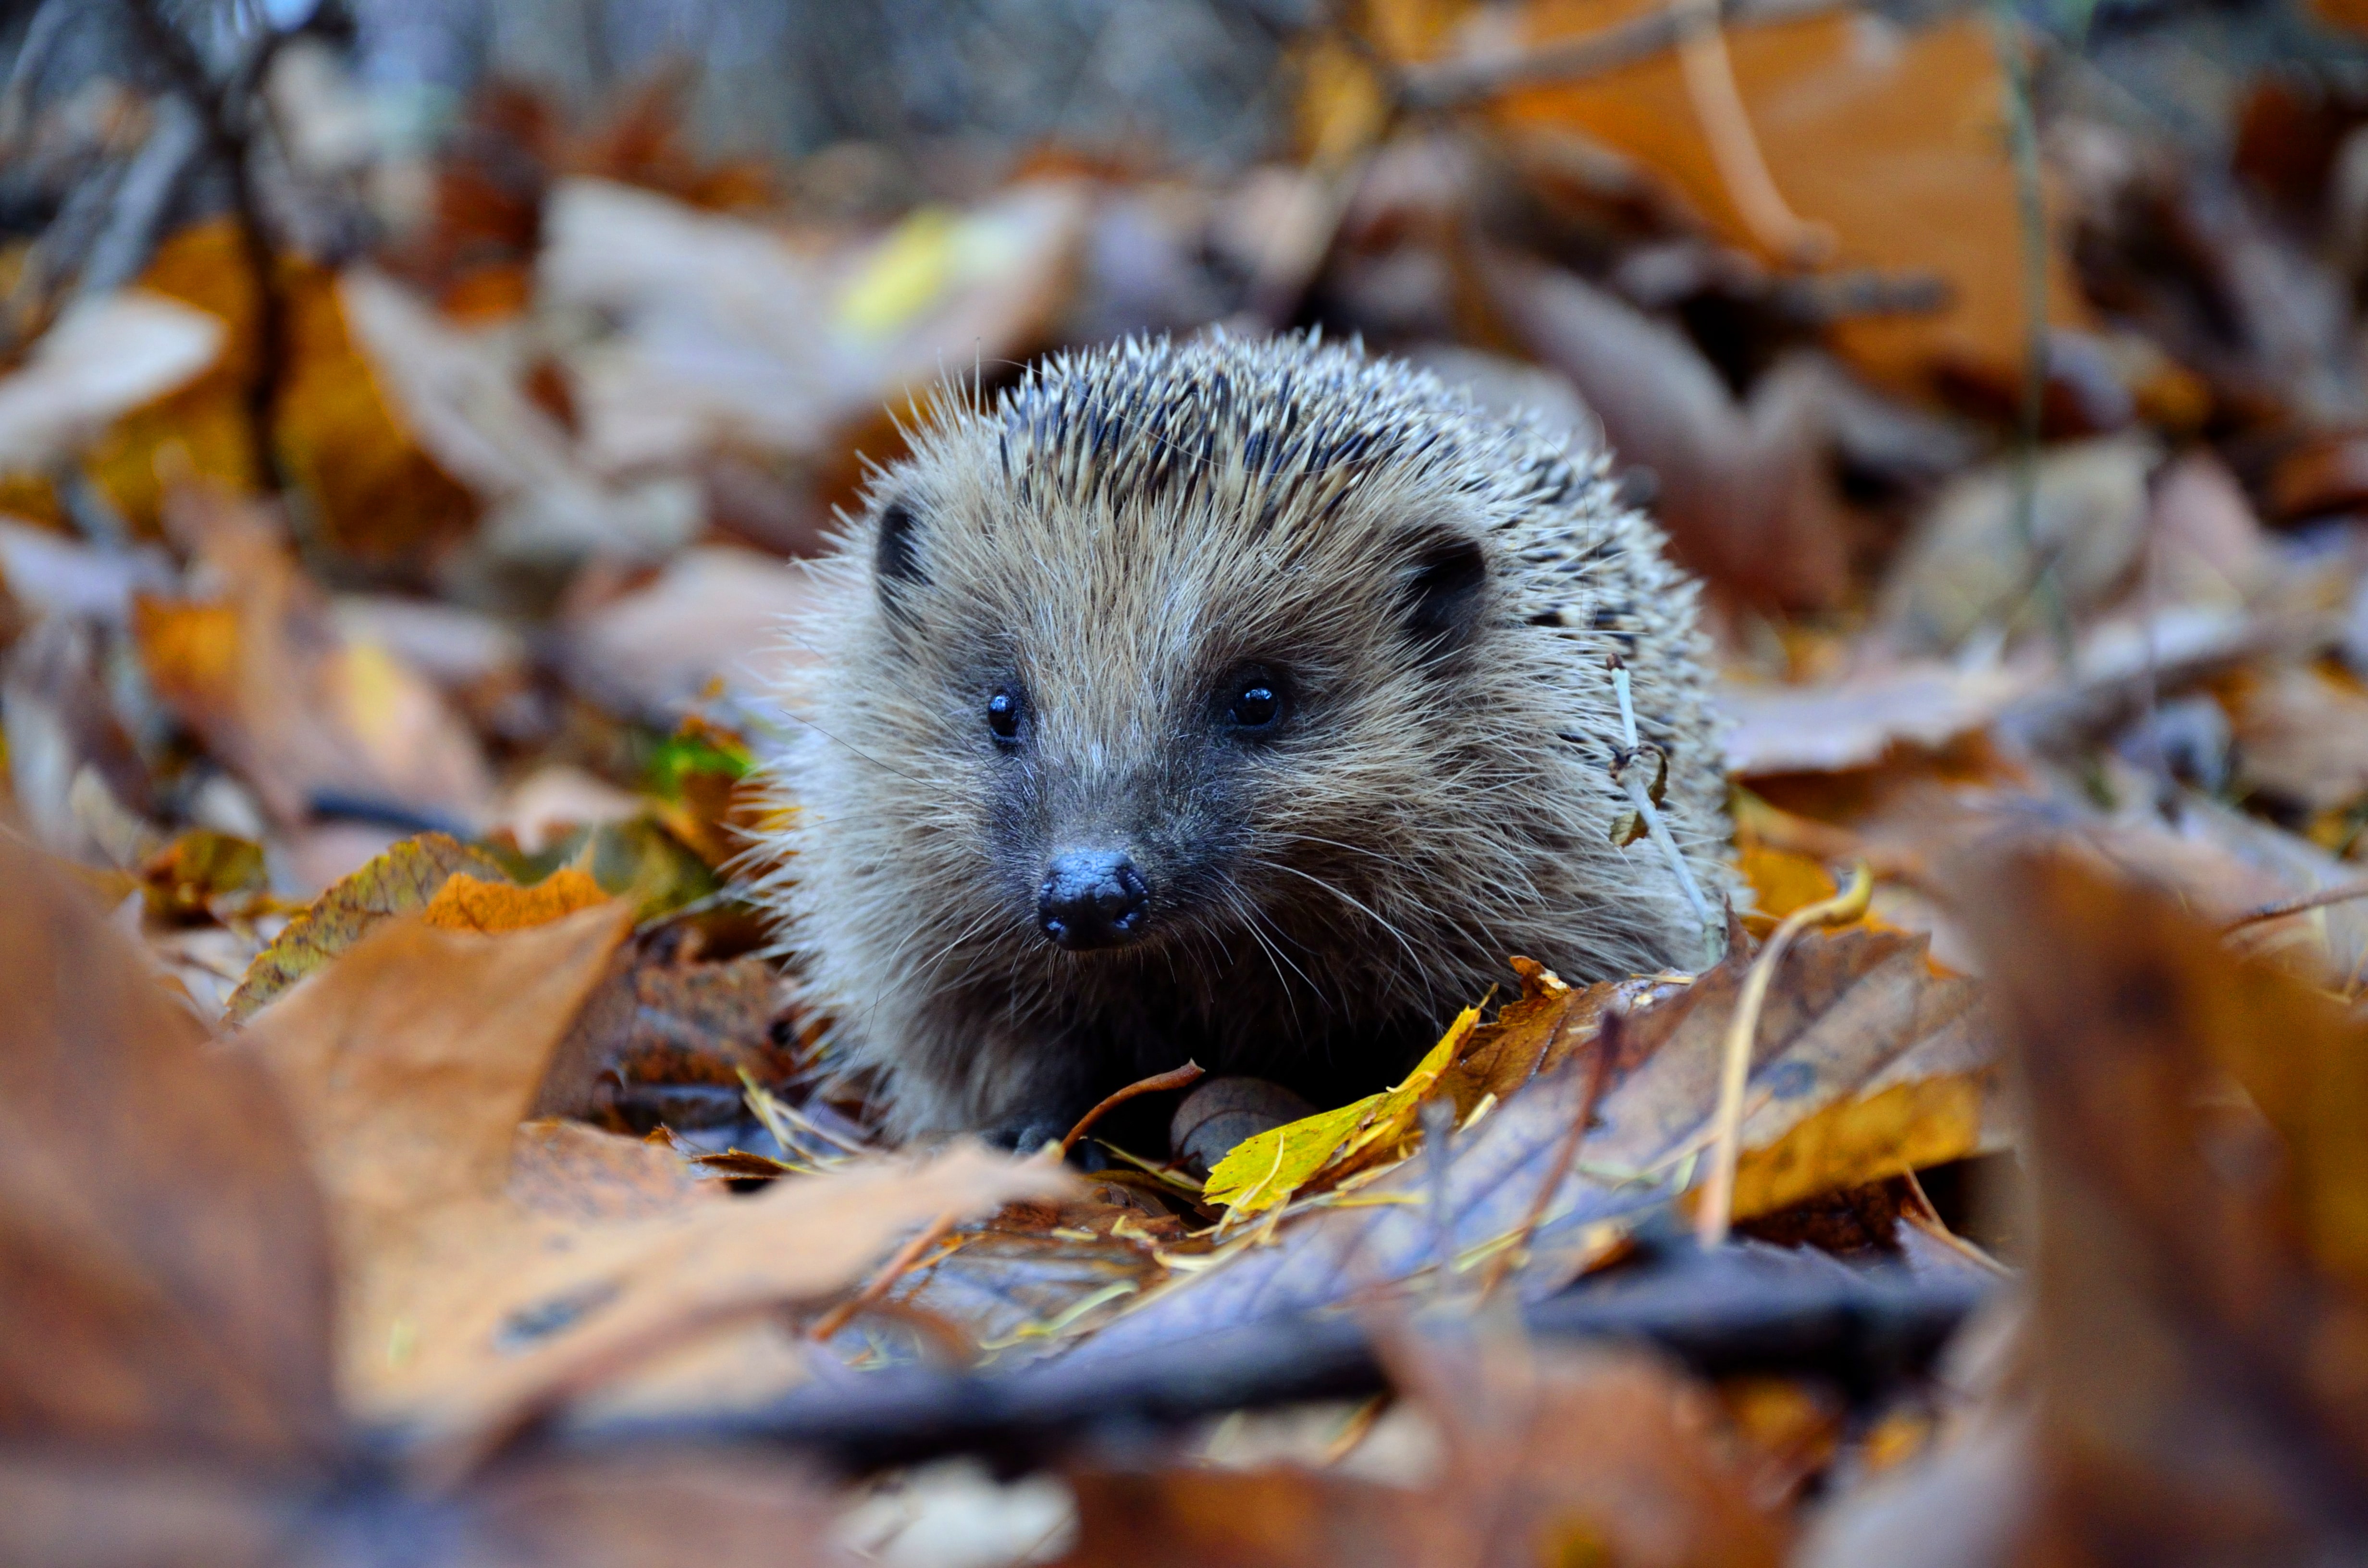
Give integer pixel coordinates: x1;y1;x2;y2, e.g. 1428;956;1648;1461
855;483;1496;978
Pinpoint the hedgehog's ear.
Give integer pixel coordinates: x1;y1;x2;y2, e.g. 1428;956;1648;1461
874;499;925;610
1396;527;1488;653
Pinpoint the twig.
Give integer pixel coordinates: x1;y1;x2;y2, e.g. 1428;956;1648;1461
1668;0;1833;266
807;1210;962;1343
1986;0;2075;666
2221;883;2368;934
1479;1007;1621;1299
119;0;296;503
1056;1060;1205;1161
1395;0;1849;109
1695;861;1873;1249
555;1257;1993;1472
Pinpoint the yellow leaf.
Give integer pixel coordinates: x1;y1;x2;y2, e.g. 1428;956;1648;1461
1206;1004;1482;1214
420;869;613;934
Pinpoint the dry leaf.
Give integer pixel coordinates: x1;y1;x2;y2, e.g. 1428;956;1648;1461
225;830;510;1022
1495;4;2092;397
1077;926;1998;1363
422;867;613;933
1205;1005;1480;1213
0;832;339;1463
131;484;492;828
1945;842;2368;1562
0;292;222;473
238;907;1067;1449
1721;665;2028;776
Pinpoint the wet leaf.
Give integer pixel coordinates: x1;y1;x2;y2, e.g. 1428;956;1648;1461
224;831;509;1023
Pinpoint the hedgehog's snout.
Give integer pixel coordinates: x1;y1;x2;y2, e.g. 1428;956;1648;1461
1037;849;1150;951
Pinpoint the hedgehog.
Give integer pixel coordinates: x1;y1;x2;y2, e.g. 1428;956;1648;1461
759;331;1730;1146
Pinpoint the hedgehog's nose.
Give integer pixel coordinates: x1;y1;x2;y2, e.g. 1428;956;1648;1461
1038;850;1149;950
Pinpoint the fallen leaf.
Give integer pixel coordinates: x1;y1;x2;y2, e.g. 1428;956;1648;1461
1075;925;1999;1363
1062;1336;1786;1568
1481;251;1852;609
422;867;613;933
531;937;792;1128
0;832;338;1463
1879;435;2158;656
1495;4;2092;399
131;484;493;827
1205;1005;1480;1214
139;826;270;922
224;830;510;1023
1721;665;2028;776
237;906;1067;1451
2225;661;2368;815
1943;840;2368;1562
561;544;820;722
0;292;222;473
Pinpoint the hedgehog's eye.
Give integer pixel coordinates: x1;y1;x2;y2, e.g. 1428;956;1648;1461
987;688;1023;742
1227;680;1282;731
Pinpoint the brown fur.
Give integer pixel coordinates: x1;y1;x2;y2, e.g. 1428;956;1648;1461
754;332;1729;1142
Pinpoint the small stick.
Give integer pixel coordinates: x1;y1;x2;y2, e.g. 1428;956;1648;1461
1480;1007;1621;1300
1057;1060;1205;1161
1695;862;1872;1249
808;1209;961;1343
1667;0;1834;266
2221;883;2368;934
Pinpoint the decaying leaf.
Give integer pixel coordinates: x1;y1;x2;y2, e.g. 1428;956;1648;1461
225;830;509;1022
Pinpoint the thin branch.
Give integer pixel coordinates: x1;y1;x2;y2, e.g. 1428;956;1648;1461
1394;0;1849;110
1058;1060;1206;1161
1695;862;1873;1248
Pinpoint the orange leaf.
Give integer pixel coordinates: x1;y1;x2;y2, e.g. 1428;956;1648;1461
422;869;613;934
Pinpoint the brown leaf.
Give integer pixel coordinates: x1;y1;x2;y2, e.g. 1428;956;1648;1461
0;831;339;1465
130;483;491;827
1063;1338;1787;1568
237;906;1066;1449
224;830;511;1023
1494;5;2092;399
1480;251;1850;610
1074;926;1998;1361
531;937;789;1128
1949;843;2368;1563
